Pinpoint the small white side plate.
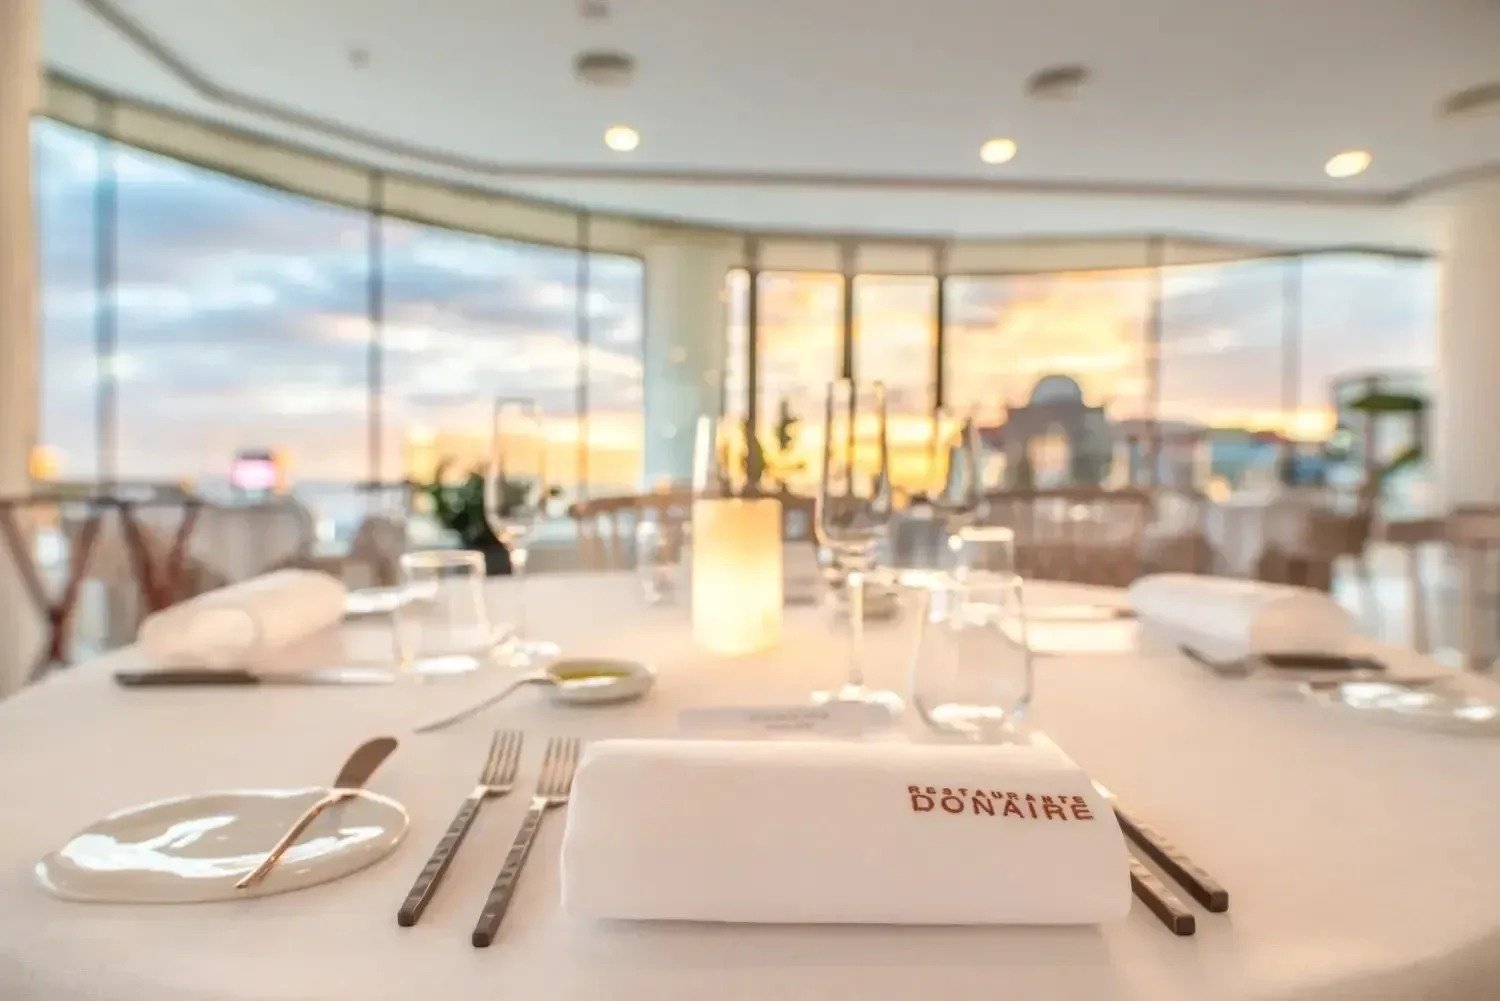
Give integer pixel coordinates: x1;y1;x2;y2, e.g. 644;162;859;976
36;787;408;903
1303;680;1500;735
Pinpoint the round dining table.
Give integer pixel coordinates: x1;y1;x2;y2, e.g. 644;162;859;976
1;573;1498;1001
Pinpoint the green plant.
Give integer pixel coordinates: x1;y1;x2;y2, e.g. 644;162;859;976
418;459;555;547
761;399;806;492
1347;390;1427;484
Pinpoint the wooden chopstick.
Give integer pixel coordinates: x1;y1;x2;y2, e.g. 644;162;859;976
1128;855;1196;936
1112;799;1230;913
1028;731;1228;921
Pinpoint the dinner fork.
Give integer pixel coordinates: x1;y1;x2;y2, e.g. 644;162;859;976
471;736;581;947
397;730;523;927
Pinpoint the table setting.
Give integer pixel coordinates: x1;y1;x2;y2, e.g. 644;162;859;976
3;383;1500;1001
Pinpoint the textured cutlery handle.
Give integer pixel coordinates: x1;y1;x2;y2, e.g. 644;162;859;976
1128;856;1196;936
472;800;547;947
397;795;483;927
1115;804;1229;912
114;668;261;686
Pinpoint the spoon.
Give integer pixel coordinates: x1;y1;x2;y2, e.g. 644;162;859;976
414;659;655;734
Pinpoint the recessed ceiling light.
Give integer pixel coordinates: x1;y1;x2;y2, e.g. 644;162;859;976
980;137;1018;165
1324;149;1371;179
604;125;640;152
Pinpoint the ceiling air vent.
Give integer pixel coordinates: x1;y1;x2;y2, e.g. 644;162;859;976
1026;64;1090;101
1440;81;1500;120
575;50;635;87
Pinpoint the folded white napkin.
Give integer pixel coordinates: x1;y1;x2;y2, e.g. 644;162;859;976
561;739;1130;925
1129;572;1352;660
137;570;348;670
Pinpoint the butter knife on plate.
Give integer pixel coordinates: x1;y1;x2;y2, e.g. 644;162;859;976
237;735;400;889
113;667;396;687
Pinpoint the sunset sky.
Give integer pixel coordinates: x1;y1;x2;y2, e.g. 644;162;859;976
34;118;1436;502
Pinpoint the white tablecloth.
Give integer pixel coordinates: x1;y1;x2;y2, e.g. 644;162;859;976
2;574;1499;1001
1204;493;1321;577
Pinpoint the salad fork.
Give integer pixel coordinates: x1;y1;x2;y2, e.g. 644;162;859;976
472;736;580;947
397;730;523;926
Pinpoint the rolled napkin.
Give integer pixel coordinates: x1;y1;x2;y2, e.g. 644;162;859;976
561;739;1130;925
137;570;348;670
1129;572;1352;661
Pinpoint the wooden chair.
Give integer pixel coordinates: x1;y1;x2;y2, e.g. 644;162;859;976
290;513;407;588
1386;507;1500;668
979;488;1153;587
1383;516;1446;653
569;489;694;570
1141;489;1213;575
1445;507;1500;671
569;490;817;570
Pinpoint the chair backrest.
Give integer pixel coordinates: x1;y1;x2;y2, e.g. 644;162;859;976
347;513;408;587
189;499;317;582
1141;489;1212;575
979;488;1153;586
570;490;817;570
569;489;695;570
1445;506;1500;670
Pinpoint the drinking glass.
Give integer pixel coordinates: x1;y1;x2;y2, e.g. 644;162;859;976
635;518;682;605
392;550;501;676
949;525;1017;580
910;573;1032;740
930;409;985;536
893;411;986;585
483;399;560;666
815;378;901;714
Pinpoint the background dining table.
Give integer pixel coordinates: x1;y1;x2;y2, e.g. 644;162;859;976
1;573;1498;1001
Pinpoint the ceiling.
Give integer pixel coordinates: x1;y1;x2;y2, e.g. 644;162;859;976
40;0;1500;249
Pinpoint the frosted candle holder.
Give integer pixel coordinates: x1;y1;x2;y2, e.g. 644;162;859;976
691;497;783;655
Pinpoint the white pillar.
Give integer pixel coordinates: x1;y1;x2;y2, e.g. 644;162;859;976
642;236;738;486
0;0;40;696
1435;176;1500;509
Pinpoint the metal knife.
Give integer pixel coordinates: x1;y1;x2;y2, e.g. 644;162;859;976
236;735;399;889
1180;644;1384;679
114;667;396;687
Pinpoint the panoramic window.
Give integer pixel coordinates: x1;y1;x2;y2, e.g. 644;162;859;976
1159;258;1289;493
736;270;843;493
943;271;1152;489
581;253;646;496
1302;254;1437;515
112;142;370;533
31;119;102;482
381;220;580;499
854;275;938;492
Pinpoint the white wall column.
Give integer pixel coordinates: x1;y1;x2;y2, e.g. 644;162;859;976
0;0;41;695
642;236;738;486
1435;175;1500;509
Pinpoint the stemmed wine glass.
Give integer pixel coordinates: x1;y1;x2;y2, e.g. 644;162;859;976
483;399;559;667
815;378;902;714
930;408;985;540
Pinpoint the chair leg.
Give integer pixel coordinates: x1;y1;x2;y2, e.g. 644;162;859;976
1407;544;1430;653
1459;546;1484;671
1354;550;1376;633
